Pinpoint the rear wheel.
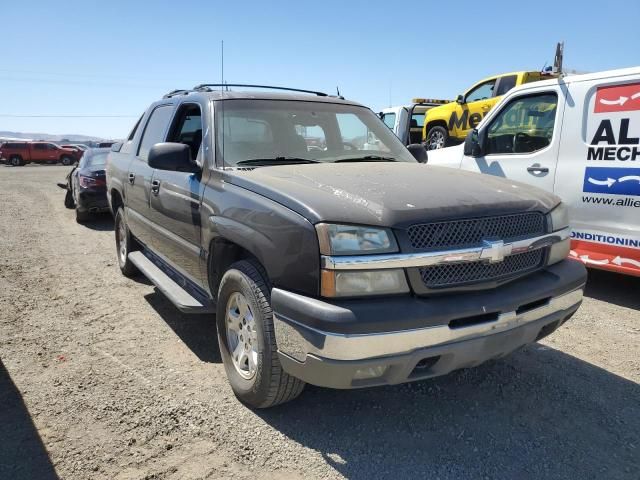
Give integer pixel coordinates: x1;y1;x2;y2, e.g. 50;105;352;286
217;260;305;408
61;156;73;166
114;207;139;277
10;155;23;167
426;126;449;150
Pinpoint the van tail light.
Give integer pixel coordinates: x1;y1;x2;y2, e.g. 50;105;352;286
79;174;105;188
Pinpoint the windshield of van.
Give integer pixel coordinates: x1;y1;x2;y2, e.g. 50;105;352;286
215;100;416;167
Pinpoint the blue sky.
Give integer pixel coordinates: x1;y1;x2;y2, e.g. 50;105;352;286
1;0;639;139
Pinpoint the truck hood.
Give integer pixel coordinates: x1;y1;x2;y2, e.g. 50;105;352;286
226;162;559;227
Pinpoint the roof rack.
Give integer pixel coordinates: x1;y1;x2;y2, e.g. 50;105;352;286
163;89;192;99
192;84;328;97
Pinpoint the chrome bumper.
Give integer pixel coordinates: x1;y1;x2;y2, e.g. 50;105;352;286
273;288;583;363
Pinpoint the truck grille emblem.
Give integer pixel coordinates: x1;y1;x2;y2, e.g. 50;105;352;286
479;240;512;263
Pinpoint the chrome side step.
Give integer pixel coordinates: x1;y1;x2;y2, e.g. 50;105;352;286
128;251;215;314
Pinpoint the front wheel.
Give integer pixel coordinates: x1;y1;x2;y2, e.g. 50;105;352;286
61;156;73;166
114;207;139;277
10;156;23;166
217;260;304;408
426;126;449;150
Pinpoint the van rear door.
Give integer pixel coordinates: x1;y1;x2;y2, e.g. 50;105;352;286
459;83;566;192
554;72;640;276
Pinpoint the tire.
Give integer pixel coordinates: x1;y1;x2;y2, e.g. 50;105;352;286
64;190;75;209
426;126;449;150
61;156;73;166
75;208;90;223
10;155;23;167
217;260;305;408
114;207;139;277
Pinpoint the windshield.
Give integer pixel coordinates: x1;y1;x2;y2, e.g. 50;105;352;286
85;152;108;167
215;100;416;166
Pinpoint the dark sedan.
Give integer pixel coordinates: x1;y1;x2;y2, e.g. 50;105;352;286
60;148;110;223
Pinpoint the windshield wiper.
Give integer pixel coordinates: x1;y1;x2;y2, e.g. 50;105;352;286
235;157;320;167
334;155;397;163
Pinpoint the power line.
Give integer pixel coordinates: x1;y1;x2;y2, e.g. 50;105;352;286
0;114;138;118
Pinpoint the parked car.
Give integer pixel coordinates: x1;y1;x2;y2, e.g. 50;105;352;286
59;148;110;222
0;141;80;166
106;84;586;408
427;66;640;277
422;71;556;150
379;98;448;145
61;144;88;153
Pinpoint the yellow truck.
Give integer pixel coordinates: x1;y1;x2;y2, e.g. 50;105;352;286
422;71;555;149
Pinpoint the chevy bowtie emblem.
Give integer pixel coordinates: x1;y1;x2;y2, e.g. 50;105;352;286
479;240;512;263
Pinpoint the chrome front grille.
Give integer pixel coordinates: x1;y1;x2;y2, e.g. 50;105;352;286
419;249;545;288
407;212;546;251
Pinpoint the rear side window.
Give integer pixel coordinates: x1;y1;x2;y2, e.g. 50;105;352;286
495;75;518;96
137;105;174;161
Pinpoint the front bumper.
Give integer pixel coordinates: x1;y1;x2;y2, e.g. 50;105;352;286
273;259;586;389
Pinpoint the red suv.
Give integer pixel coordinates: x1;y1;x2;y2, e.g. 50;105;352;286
0;142;81;166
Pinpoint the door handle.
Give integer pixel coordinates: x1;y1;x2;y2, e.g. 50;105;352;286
481;105;490;110
527;165;549;174
128;173;136;184
151;180;160;195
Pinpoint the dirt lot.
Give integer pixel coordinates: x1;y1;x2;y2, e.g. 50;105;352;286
0;164;638;480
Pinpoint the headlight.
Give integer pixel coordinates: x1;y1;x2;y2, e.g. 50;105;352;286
316;223;398;255
548;203;569;232
321;269;409;297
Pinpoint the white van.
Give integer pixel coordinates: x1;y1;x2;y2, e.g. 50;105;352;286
427;67;640;277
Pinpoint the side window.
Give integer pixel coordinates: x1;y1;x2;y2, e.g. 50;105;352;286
486;92;558;155
47;143;58;150
381;113;396;129
411;113;425;128
167;104;203;161
137;105;174;161
33;143;46;150
465;80;497;103
495;75;517;96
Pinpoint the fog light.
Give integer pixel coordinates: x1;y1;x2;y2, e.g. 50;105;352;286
353;365;388;380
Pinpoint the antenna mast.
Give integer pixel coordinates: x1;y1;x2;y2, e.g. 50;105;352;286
221;40;226;170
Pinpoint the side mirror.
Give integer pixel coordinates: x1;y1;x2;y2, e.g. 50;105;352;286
463;129;483;157
148;143;198;172
456;94;464;104
110;142;123;152
407;144;428;163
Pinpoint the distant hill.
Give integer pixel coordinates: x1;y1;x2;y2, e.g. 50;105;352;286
0;131;112;142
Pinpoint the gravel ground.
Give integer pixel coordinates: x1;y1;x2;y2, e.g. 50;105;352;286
1;164;639;480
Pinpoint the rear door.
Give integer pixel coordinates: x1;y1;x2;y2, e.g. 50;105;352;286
451;78;499;139
31;143;51;162
555;74;640;275
148;101;206;286
460;85;565;192
125;103;174;248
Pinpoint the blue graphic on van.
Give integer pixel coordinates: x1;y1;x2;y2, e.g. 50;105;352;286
583;167;640;196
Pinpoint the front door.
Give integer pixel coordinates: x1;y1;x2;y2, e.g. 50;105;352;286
452;78;499;139
461;87;565;192
148;102;205;286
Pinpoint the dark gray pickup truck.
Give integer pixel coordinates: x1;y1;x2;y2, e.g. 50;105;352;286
106;85;586;408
